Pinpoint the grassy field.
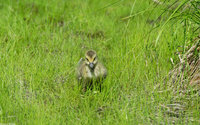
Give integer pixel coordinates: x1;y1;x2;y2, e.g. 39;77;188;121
0;0;199;124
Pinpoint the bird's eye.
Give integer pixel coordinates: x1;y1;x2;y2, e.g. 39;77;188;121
85;58;89;61
93;57;96;61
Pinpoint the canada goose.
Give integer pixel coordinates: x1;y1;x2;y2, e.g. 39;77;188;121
76;50;107;92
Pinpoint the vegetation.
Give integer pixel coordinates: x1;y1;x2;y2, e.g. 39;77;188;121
0;0;199;124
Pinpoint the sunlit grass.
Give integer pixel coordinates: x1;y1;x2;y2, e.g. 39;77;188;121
0;0;199;124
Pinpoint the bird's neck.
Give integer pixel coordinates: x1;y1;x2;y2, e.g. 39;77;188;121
89;67;95;72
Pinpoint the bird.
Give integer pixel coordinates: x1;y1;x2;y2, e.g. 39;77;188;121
76;50;107;92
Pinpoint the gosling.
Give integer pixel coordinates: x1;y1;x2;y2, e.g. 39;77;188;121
76;50;107;92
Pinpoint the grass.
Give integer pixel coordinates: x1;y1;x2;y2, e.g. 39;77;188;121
0;0;199;124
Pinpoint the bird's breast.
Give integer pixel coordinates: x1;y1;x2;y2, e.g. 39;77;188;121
85;67;95;79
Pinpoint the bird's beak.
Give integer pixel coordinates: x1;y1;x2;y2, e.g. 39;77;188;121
89;63;94;69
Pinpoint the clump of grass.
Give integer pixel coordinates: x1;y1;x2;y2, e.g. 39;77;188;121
152;0;200;123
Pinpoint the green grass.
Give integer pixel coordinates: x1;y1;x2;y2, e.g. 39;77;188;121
0;0;199;124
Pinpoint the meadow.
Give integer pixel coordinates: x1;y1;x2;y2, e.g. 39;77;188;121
0;0;199;124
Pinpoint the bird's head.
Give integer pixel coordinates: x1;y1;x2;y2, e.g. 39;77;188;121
85;50;98;70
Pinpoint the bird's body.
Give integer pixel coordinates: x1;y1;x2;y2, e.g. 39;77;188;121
76;50;107;91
